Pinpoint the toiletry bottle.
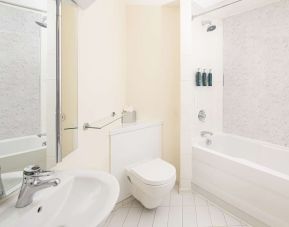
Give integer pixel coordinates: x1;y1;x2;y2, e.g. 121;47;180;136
208;69;213;86
202;69;207;86
196;68;201;86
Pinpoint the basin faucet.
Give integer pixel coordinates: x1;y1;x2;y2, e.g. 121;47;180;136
15;165;60;208
200;131;213;145
0;167;5;199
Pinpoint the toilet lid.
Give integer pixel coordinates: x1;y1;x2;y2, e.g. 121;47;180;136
130;159;176;186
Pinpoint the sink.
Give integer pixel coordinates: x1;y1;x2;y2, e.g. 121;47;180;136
0;170;119;227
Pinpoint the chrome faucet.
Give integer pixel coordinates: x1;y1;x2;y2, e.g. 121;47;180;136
15;165;60;208
0;167;5;199
200;131;213;145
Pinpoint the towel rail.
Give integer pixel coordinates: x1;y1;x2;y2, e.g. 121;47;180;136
83;112;122;130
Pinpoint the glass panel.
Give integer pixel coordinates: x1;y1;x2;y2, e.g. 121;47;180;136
61;0;79;158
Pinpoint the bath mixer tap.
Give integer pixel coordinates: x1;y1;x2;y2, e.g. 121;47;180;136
15;165;60;208
200;131;213;137
0;167;5;199
200;131;213;145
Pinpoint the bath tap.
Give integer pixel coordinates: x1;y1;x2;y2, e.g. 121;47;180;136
200;131;213;145
200;131;213;137
15;165;60;208
37;133;47;138
0;167;5;199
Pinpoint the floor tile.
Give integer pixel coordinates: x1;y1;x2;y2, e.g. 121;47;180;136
153;206;169;227
182;192;195;206
123;207;142;227
195;195;208;207
183;206;197;227
106;186;253;227
131;199;143;208
170;190;183;207
107;207;129;227
224;213;243;226
138;209;156;227
168;206;182;227
209;204;227;226
160;194;170;207
196;206;213;227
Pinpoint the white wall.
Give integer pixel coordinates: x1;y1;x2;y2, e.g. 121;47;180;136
126;5;180;179
56;0;127;171
179;0;194;191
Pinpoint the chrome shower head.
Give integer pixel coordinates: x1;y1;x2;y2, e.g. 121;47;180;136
202;20;216;32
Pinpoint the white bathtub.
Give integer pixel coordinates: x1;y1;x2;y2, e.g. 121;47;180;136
0;135;47;173
192;133;289;227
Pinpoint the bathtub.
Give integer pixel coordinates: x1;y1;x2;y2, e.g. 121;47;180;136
0;135;47;173
192;133;289;227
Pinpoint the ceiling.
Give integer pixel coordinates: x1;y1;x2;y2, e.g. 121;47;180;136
191;0;281;18
126;0;178;6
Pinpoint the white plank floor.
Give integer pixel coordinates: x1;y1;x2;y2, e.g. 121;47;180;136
101;186;252;227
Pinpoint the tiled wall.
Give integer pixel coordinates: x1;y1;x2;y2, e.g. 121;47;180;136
0;4;41;140
191;17;223;139
223;0;289;147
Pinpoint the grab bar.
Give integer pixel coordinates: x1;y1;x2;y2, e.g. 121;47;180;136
83;112;122;130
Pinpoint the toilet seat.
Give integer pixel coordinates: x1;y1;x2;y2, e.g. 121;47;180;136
129;159;176;186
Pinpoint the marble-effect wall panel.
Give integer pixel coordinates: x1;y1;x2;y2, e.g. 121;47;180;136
0;4;41;140
223;0;289;147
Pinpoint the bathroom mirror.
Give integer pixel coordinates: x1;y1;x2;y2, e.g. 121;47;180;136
0;0;79;199
0;0;55;197
58;0;79;159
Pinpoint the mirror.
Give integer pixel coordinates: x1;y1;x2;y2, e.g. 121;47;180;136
0;0;79;199
60;0;79;158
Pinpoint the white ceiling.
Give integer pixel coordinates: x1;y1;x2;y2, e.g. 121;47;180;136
191;0;281;18
126;0;178;6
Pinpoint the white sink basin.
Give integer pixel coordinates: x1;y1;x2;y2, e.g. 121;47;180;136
0;170;119;227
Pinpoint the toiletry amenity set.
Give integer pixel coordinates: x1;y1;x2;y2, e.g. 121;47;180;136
195;68;213;86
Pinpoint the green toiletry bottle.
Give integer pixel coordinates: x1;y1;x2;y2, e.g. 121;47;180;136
208;69;213;86
202;69;207;86
196;68;201;86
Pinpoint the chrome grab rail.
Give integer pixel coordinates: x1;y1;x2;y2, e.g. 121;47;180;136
83;112;122;130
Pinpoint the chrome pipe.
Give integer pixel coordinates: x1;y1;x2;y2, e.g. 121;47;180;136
56;0;62;163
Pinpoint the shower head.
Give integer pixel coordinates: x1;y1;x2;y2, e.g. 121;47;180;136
202;20;216;32
35;16;47;28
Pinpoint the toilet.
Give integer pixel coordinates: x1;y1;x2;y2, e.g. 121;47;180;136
126;158;176;209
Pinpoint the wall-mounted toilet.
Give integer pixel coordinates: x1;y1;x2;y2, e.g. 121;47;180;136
126;158;176;209
110;122;176;208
